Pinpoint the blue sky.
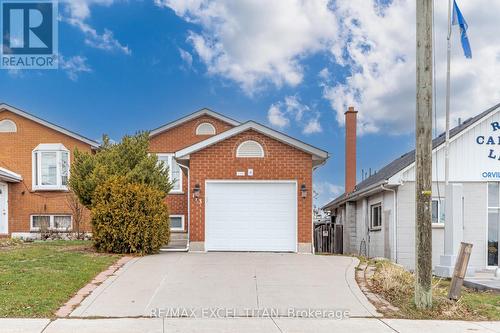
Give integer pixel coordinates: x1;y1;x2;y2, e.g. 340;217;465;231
1;0;499;207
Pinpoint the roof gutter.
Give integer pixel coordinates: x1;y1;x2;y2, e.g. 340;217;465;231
322;179;389;211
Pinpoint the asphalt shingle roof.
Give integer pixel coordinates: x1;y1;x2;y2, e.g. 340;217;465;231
322;102;500;210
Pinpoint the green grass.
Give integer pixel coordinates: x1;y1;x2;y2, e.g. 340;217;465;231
0;240;119;317
460;287;500;320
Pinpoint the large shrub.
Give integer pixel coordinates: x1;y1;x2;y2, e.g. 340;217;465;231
70;133;171;208
92;177;170;254
69;132;172;254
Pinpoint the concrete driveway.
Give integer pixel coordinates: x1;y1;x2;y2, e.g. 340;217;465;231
71;253;379;318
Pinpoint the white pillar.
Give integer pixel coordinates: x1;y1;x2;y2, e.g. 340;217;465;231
435;184;470;277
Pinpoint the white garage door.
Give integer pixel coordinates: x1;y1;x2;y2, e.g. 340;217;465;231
205;181;297;252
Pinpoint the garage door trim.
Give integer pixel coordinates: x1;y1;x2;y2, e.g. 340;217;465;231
205;180;298;252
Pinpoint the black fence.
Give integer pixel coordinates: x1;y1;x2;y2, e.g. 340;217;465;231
314;223;343;254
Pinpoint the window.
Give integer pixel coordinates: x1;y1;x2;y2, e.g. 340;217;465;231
157;154;182;193
0;119;17;132
370;203;382;230
432;198;445;225
196;122;216;135
32;144;70;190
31;215;72;231
169;215;185;231
236;140;264;158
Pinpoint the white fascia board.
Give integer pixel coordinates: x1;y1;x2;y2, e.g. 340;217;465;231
175;121;329;161
0;104;100;148
149;108;240;137
0;167;22;182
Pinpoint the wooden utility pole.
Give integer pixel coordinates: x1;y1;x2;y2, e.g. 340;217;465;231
415;0;433;309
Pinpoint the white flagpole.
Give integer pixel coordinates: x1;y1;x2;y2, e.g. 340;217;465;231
445;0;452;185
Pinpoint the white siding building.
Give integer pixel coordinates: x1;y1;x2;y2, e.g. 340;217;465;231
323;103;500;273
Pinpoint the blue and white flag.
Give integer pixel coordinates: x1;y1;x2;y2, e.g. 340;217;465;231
452;0;472;58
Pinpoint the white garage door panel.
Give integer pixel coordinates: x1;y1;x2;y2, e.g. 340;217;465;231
206;182;296;252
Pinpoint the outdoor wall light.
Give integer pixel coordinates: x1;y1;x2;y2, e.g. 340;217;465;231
193;183;201;199
301;184;308;198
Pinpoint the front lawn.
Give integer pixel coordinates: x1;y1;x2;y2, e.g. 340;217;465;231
0;240;119;317
367;259;500;320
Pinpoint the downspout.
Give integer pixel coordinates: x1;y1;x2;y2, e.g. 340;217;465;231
178;163;190;251
381;184;399;263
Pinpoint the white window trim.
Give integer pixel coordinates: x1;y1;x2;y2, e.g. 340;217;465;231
195;122;216;135
169;214;185;231
432;197;445;228
157;153;183;194
30;214;73;231
370;203;382;231
236;140;265;158
32;144;70;191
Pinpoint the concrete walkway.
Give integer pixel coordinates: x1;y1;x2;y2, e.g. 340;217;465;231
2;318;500;333
465;271;500;291
70;252;379;318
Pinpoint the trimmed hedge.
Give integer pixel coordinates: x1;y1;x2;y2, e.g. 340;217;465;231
92;177;170;254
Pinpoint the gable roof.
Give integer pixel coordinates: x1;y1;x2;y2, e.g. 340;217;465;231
322;102;500;210
149;108;240;137
0;103;100;148
175;121;329;165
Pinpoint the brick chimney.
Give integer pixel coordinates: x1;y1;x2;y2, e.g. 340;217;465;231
345;106;358;194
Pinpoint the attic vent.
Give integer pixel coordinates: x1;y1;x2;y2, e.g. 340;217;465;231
0;119;17;133
196;122;216;135
236;140;264;158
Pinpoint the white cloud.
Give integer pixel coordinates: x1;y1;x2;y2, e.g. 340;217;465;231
178;47;194;69
322;0;500;135
303;118;322;135
267;96;322;134
267;103;289;128
158;0;500;136
318;67;330;81
156;0;338;94
313;181;343;206
62;0;131;55
59;55;92;81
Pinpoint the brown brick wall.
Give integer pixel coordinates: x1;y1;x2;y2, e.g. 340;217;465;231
189;129;313;244
0;110;94;234
149;115;236;231
345;107;357;194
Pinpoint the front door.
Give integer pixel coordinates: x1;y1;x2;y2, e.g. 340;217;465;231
0;182;7;234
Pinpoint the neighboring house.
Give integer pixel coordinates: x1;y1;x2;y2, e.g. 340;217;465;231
323;103;500;273
149;108;329;253
0;103;100;238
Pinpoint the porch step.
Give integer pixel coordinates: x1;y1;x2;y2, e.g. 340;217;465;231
160;232;188;252
168;239;188;247
170;232;188;240
160;245;189;252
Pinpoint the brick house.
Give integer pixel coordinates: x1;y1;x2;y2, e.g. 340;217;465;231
0;104;329;253
149;109;329;253
0;103;99;238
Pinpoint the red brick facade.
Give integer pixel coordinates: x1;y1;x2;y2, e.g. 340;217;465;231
188;129;313;244
0;110;94;235
148;115;236;230
1;107;320;251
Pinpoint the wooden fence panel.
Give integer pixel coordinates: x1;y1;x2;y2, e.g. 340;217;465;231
314;223;336;254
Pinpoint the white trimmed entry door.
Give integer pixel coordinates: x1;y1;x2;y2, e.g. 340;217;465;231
0;182;8;234
205;181;297;252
